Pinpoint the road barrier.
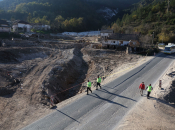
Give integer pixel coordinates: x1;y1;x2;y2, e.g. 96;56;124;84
159;80;162;88
50;95;55;106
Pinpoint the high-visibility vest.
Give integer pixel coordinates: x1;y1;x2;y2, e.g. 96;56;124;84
97;78;101;83
147;86;152;92
87;82;91;87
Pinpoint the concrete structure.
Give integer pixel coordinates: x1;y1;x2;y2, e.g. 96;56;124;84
0;20;11;32
12;20;32;32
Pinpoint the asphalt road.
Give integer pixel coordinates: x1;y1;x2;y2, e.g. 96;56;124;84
22;53;175;130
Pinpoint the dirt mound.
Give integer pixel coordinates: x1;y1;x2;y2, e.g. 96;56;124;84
0;47;50;63
0;87;16;96
41;48;88;103
81;48;141;82
164;80;175;104
0;45;88;130
0;50;19;63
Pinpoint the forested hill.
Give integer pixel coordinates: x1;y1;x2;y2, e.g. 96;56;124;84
0;0;141;32
111;0;175;43
0;0;141;10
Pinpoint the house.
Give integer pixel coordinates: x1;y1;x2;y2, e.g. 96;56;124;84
43;25;50;30
103;33;140;46
158;43;165;46
100;29;114;39
32;23;50;30
0;20;11;32
12;20;32;32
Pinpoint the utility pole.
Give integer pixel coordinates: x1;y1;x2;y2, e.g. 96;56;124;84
152;32;154;45
168;0;170;13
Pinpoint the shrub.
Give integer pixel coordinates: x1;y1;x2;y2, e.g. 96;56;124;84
0;32;21;39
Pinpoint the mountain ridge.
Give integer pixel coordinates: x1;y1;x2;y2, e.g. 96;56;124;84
0;0;142;32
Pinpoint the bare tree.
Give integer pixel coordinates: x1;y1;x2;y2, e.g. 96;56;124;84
139;35;152;46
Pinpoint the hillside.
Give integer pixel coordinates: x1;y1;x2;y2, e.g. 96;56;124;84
111;0;175;43
0;0;141;32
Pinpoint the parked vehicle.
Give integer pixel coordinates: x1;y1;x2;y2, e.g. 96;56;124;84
164;44;175;54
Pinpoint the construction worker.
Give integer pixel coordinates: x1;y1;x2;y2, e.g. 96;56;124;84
87;80;92;95
96;75;101;90
146;84;153;99
139;82;145;96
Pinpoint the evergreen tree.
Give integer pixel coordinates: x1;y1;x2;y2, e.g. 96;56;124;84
147;11;153;22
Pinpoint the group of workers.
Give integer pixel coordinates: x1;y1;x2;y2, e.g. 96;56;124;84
87;75;101;95
87;76;153;99
139;82;153;99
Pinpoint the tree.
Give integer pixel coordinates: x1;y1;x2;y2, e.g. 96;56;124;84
158;32;171;43
27;13;32;22
111;23;120;33
116;18;121;26
147;11;153;22
55;15;64;23
132;15;137;21
15;3;26;13
54;15;64;29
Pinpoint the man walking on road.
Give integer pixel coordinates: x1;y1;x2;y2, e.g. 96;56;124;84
139;82;145;96
96;75;101;90
87;80;92;95
146;84;153;99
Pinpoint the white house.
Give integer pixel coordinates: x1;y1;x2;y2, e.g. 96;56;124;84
100;30;114;38
44;25;50;30
0;20;11;32
12;20;32;32
103;33;140;46
158;43;165;46
32;23;50;30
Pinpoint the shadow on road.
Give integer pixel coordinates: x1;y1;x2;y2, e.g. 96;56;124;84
88;93;127;108
51;106;80;123
156;53;175;59
98;88;137;102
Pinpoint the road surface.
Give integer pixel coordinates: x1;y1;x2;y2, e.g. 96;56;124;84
22;53;175;130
